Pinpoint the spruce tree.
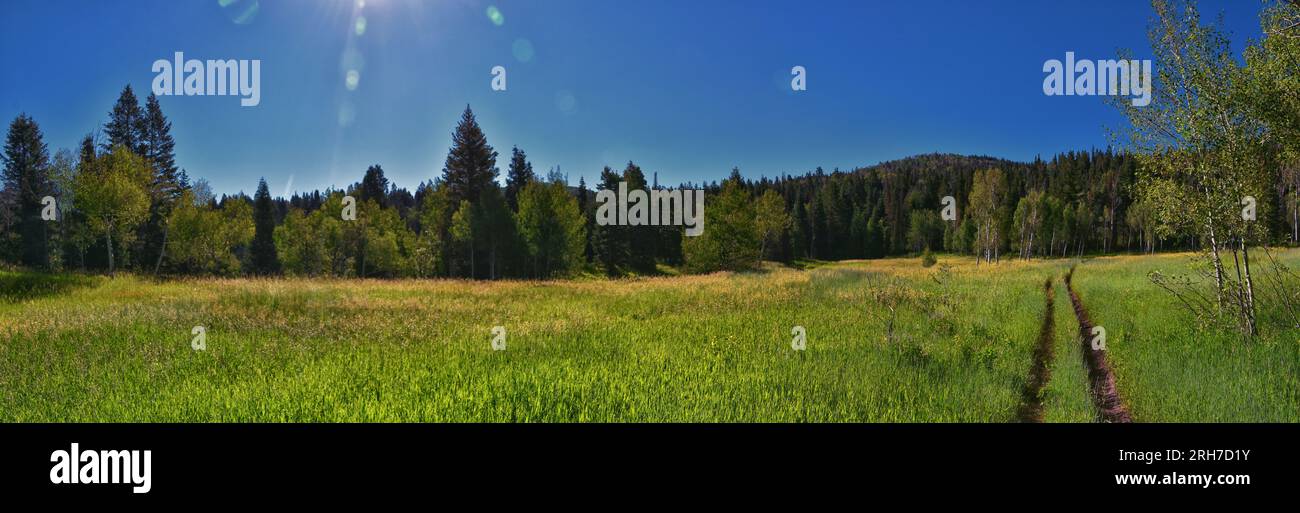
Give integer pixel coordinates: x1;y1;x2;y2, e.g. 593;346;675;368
104;85;146;155
359;164;389;207
577;175;593;262
1;114;53;269
441;105;499;206
593;166;627;275
790;196;808;259
141;93;183;274
142;93;180;199
250;178;281;275
504;146;535;211
622;161;656;273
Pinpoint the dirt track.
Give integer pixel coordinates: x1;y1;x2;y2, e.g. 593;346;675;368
1065;268;1133;423
1016;278;1056;423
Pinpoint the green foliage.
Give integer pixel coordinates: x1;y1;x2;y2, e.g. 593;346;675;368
1;114;53;269
504;146;534;212
967;168;1007;262
592;166;627;275
906;209;943;254
249;178;280;275
167;189;253;275
72;145;152;274
755;189;791;262
358;164;388;207
441;105;498;206
516;178;586;278
9;252;1297;421
684;174;759;273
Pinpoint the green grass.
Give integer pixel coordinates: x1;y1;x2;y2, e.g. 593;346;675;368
1069;253;1300;422
1;252;1296;422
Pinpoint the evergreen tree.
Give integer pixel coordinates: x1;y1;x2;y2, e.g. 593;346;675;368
1;114;53;269
140;93;183;274
622;161;656;273
593;166;627;275
142;93;180;198
250;178;281;275
577;175;593;263
807;196;827;259
683;172;759;273
790;196;808;259
441;105;499;206
475;185;516;279
103;85;146;155
359;164;389;207
504;146;535;211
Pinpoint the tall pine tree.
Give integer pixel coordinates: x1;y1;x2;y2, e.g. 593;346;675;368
440;105;501;276
250;178;280;275
359;164;389;207
104;85;146;155
441;105;499;206
504;146;535;211
2;114;53;269
622;161;656;273
593;166;628;275
141;93;183;274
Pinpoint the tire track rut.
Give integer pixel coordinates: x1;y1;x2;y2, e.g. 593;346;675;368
1065;267;1132;423
1017;278;1056;423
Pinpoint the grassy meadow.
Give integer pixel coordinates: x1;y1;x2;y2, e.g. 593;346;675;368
1;251;1297;422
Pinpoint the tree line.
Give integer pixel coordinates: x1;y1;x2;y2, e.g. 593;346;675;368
0;97;1293;281
2;1;1297;289
0;89;1164;281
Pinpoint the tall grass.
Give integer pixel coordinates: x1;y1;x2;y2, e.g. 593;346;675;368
1;252;1293;422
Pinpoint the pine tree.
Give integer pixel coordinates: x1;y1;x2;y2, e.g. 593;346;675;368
441;105;499;206
593;166;627;275
808;196;827;259
78;134;96;166
504;146;535;211
250;178;281;275
140;93;183;274
577;175;593;263
142;93;180;199
622;161;656;273
682;171;759;273
103;85;146;155
790;195;808;259
359;164;389;207
1;114;53;269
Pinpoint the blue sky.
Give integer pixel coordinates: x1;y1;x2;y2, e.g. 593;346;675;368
0;0;1267;196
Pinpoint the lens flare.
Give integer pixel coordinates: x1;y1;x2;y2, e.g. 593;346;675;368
486;6;504;26
217;0;260;25
555;90;577;114
512;39;535;63
345;70;361;91
340;47;366;75
338;101;356;127
354;16;367;36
